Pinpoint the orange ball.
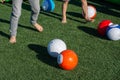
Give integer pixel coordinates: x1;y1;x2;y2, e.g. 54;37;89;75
57;50;78;70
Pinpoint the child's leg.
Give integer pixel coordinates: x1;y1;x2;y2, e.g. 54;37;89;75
62;0;69;23
81;0;94;22
9;0;23;43
81;0;88;20
29;0;43;32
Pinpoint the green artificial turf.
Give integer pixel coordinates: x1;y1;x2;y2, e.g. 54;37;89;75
0;0;120;80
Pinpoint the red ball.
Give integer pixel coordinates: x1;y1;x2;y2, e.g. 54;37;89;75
98;20;113;36
57;50;78;70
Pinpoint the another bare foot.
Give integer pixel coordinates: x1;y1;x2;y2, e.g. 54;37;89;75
9;36;16;44
88;19;95;23
33;23;43;32
61;16;67;24
62;20;67;24
62;19;67;24
85;18;95;23
84;16;95;22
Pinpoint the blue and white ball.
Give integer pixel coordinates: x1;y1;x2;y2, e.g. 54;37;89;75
42;0;55;12
106;24;120;40
47;39;67;58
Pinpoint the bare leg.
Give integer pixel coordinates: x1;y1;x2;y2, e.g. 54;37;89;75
81;0;94;22
62;1;69;23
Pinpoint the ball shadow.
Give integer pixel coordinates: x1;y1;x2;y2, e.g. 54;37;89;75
78;26;108;40
28;44;60;69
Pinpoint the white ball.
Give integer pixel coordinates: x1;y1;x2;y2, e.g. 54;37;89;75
87;5;97;19
106;24;120;40
47;39;67;58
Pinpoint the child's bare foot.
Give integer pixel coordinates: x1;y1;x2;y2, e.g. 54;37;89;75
62;16;67;23
90;19;95;22
61;19;67;23
86;19;95;23
33;23;43;32
9;36;16;44
61;17;67;23
85;17;95;23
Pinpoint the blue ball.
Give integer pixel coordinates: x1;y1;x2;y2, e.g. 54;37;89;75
42;0;55;12
106;24;120;40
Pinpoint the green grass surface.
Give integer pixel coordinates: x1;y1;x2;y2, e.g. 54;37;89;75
0;0;120;80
